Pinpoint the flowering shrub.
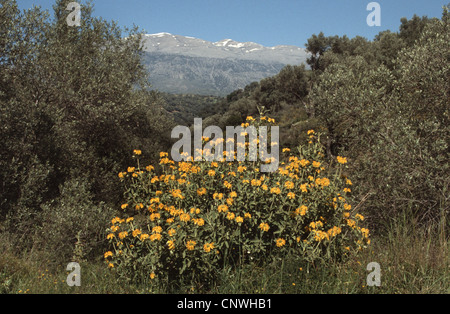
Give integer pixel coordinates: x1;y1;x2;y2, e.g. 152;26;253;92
104;117;370;287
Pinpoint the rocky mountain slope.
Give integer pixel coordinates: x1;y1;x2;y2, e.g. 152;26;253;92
142;33;309;96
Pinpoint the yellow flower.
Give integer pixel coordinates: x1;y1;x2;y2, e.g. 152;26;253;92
186;240;196;251
108;263;114;268
168;228;176;237
355;214;365;221
118;172;125;179
307;130;315;135
150;197;160;204
347;219;356;228
287;192;296;199
126;217;134;223
346;178;353;185
150;273;156;279
270;187;281;195
344;203;352;210
164;217;173;224
104;251;113;259
171;189;184;199
107;233;115;240
197;187;207;196
160;152;168;158
223;181;232;189
275;238;286;247
121;203;128;210
218;204;228;213
285;181;294;189
227;170;237;177
146;165;154;172
246;116;255;121
152;226;163;233
337;156;348;164
327;226;342;237
316;177;330;187
295;205;308;216
132;229;142;237
133;149;142;156
235;216;243;223
140;233;150;241
299;183;308;193
138;203;145;210
226;212;235;220
127;167;135;172
282;148;291;153
160;157;171;165
179;213;191;222
312;161;321;168
251;179;262;187
213;192;224;200
150;212;161;221
193;218;205;226
343;187;351;193
361;228;369;238
313;230;329;242
299;159;309;167
203;242;215;253
167;240;175;250
208;170;215;177
150;233;162;241
118;231;128;239
244;212;251;219
259;222;270;232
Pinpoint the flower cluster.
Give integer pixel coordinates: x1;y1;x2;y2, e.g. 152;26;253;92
105;119;370;286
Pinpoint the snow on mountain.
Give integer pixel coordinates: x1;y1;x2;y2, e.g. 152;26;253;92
142;33;307;63
141;33;309;95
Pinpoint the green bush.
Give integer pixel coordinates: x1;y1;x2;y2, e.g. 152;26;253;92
307;8;449;229
104;117;370;289
36;177;114;264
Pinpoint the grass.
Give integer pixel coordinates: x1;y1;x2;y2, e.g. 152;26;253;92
1;218;448;294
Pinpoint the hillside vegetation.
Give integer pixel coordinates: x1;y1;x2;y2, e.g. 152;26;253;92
0;0;448;294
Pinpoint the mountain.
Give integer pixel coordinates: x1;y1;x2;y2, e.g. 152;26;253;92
142;33;309;96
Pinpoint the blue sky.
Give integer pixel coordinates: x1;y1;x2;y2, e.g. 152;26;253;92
18;0;448;47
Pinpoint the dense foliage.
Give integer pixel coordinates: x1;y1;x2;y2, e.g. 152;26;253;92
0;0;174;262
105;124;369;289
206;6;449;233
308;8;449;229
